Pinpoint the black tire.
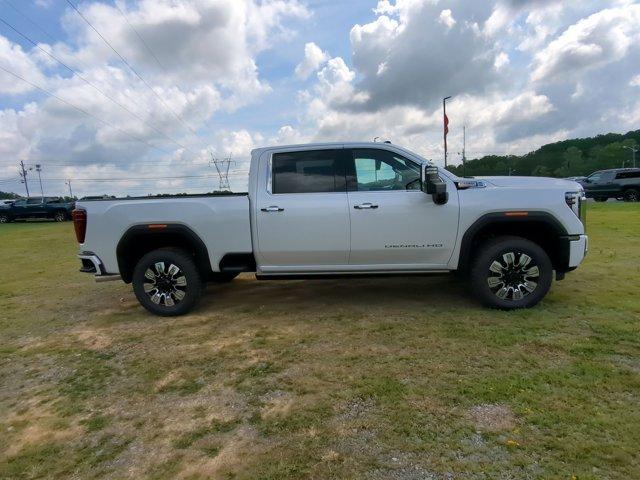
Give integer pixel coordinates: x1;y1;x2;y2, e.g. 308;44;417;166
210;272;239;283
623;189;639;202
0;213;11;223
470;236;553;310
594;197;607;202
132;248;203;316
53;210;67;222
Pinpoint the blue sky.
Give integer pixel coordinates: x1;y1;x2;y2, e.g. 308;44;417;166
0;0;639;196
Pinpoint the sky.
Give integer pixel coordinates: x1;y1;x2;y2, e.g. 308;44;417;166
0;0;639;197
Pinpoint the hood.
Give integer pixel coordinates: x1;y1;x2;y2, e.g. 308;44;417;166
477;176;583;190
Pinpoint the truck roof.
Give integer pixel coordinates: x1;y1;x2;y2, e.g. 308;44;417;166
251;141;429;161
251;141;379;154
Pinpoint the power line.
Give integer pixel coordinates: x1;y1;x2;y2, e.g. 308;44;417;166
0;0;164;121
41;172;248;182
0;16;199;157
113;2;166;72
2;0;56;43
65;0;201;139
0;63;175;156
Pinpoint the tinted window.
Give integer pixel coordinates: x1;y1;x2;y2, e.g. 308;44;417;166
351;149;420;191
615;171;640;180
13;200;26;206
27;198;43;204
272;150;344;194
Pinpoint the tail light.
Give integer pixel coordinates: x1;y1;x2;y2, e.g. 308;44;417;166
72;209;87;243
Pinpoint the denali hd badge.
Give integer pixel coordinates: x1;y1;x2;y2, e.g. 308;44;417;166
384;243;444;249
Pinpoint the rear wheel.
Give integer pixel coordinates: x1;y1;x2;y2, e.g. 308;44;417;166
0;213;10;223
132;248;203;316
53;210;66;222
470;236;553;310
623;188;639;202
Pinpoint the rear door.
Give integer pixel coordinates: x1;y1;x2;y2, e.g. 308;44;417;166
255;148;350;272
346;148;459;269
586;171;616;197
25;198;46;217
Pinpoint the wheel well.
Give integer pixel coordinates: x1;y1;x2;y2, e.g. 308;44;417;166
458;214;570;274
116;225;211;283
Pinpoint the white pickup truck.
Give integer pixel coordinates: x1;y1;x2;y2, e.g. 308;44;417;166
73;142;587;316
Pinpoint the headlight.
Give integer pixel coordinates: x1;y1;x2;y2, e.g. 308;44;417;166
565;190;587;228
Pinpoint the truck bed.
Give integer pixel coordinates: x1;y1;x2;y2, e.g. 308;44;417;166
77;194;253;275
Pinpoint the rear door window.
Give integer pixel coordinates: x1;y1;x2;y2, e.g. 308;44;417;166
272;150;345;194
615;171;640;180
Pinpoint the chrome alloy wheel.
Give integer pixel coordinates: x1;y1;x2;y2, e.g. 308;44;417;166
487;251;540;301
143;262;187;307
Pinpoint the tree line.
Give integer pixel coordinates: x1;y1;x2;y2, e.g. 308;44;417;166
446;129;640;178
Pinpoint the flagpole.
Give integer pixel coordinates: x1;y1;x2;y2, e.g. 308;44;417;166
443;96;452;168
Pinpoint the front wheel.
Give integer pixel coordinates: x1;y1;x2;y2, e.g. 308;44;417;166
53;210;67;222
132;248;203;316
0;213;10;223
470;236;553;310
623;189;639;202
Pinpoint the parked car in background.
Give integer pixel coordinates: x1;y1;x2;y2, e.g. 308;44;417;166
0;196;75;223
565;176;586;183
73;142;588;316
579;168;640;202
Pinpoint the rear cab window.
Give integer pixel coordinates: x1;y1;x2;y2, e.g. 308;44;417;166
271;149;346;194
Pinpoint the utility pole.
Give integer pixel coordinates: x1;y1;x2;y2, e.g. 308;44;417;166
34;164;44;197
66;179;73;198
443;96;452;168
623;146;638;168
19;161;30;197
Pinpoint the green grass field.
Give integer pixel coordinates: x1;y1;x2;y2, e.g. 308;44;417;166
1;203;639;479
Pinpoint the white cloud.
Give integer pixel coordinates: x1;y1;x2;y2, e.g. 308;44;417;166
531;5;640;83
0;37;47;95
631;75;640;87
438;9;456;29
295;42;330;79
494;52;510;70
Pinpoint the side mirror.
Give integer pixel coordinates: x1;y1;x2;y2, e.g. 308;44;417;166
421;165;448;205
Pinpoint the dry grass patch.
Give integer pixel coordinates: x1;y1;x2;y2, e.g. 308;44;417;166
1;204;640;479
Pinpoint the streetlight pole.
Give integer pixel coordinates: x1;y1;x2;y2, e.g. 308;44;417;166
623;146;638;168
462;125;466;177
443;96;452;168
34;164;44;197
66;179;73;198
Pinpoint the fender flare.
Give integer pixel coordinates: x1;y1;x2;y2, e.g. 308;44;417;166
457;212;569;272
116;224;211;283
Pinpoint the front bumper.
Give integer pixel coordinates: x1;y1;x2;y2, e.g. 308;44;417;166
78;252;121;282
568;235;588;268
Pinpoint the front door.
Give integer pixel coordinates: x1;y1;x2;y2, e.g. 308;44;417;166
255;148;350;272
346;148;459;269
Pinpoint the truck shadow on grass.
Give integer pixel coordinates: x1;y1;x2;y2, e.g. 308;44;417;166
196;273;476;316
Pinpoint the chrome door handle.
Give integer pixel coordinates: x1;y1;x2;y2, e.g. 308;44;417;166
261;206;284;212
354;203;379;210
